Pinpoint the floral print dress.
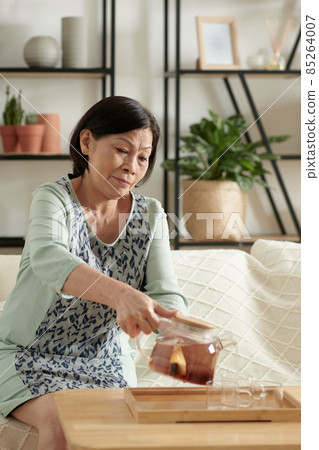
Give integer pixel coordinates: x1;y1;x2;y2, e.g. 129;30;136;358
0;175;187;417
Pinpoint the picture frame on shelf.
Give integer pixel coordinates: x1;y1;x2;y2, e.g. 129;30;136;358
196;17;240;70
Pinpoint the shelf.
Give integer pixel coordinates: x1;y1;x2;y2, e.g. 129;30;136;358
278;155;300;160
0;234;300;249
165;69;301;78
0;0;116;247
0;153;70;160
0;67;112;78
0;237;25;247
163;0;301;250
177;235;301;247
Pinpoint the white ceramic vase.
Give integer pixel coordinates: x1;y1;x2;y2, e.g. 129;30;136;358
23;36;60;68
61;17;87;68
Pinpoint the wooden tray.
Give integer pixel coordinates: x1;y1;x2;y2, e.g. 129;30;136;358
124;387;300;423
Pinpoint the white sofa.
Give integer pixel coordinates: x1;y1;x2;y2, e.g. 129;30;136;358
0;239;301;449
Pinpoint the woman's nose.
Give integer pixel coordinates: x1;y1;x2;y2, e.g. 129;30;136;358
122;156;136;174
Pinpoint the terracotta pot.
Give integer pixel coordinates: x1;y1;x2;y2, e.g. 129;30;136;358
37;113;61;153
181;179;248;242
0;125;22;153
16;124;45;153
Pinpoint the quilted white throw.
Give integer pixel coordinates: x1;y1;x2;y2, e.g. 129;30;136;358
134;239;301;386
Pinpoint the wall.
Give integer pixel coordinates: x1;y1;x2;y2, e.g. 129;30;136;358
0;0;301;238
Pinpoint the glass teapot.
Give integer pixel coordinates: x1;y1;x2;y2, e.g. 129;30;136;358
137;312;235;386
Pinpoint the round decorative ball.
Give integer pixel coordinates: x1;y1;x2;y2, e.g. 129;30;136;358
23;36;60;68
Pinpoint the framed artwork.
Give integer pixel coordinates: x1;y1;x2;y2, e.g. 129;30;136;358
196;17;240;70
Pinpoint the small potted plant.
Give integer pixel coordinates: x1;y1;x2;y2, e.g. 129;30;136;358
162;110;291;241
16;112;45;153
0;87;24;153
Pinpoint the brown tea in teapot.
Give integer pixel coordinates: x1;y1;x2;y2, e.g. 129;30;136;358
137;313;234;385
148;340;220;385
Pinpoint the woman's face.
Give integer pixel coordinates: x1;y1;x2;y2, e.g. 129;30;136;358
79;127;153;200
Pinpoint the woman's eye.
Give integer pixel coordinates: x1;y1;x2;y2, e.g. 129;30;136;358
139;156;148;162
117;148;127;154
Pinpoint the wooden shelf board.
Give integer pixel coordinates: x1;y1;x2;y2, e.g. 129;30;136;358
0;153;70;160
0;154;299;161
177;235;301;247
0;235;301;250
165;69;301;79
0;237;25;248
0;68;110;78
278;154;300;160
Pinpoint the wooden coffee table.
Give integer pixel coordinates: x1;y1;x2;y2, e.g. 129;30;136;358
54;386;301;450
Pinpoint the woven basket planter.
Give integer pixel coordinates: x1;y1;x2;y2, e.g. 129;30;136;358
181;179;247;242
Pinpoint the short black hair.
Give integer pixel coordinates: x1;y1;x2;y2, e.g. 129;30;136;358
69;96;160;185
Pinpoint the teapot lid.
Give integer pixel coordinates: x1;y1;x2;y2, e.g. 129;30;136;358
174;312;215;330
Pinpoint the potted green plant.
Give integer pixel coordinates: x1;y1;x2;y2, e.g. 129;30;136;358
0;87;24;153
16;112;45;153
162;110;291;241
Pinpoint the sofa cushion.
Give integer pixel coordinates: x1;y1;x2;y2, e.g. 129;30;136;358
134;239;301;387
0;415;38;449
0;255;21;307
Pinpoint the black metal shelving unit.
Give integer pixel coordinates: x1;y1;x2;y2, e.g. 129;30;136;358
0;0;116;246
163;0;301;249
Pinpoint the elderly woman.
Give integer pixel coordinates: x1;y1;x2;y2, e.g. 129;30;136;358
0;96;187;449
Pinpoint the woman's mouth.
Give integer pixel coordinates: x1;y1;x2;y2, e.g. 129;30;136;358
114;177;131;187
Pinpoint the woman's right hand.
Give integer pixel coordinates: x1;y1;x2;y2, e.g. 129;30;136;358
62;264;177;338
115;284;177;338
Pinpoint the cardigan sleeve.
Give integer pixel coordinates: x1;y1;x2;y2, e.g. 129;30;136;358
26;184;85;294
142;199;188;315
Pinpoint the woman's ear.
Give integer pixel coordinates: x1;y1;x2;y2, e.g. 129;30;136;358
79;129;93;155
